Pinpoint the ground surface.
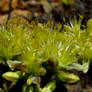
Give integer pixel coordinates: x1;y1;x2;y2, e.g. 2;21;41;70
0;0;92;24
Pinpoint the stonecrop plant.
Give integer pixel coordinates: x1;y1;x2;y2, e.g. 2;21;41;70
0;17;92;92
60;0;74;5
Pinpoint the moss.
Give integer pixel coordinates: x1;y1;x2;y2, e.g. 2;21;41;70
0;17;92;92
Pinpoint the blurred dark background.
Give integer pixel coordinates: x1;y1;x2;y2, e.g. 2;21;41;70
0;0;92;24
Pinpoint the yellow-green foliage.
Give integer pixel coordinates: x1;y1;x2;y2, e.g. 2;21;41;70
0;17;92;92
60;0;74;5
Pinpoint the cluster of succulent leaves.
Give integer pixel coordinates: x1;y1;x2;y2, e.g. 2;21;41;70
60;0;74;5
0;17;92;92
